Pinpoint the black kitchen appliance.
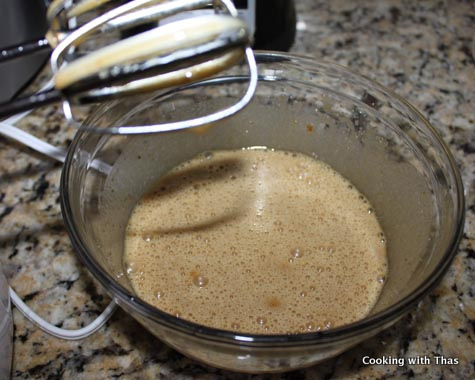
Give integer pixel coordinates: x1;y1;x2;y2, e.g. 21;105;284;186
0;0;50;103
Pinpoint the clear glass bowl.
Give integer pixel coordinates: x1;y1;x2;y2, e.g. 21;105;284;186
60;52;464;373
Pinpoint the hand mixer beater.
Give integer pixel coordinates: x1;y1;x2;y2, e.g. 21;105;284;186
0;0;258;134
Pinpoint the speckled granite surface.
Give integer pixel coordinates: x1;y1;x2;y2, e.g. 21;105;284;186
0;0;474;379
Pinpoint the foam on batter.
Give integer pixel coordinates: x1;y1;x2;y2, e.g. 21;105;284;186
124;148;387;334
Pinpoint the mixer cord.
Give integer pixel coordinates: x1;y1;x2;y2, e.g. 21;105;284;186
1;80;118;340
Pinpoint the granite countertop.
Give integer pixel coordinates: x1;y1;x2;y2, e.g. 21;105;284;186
1;0;474;379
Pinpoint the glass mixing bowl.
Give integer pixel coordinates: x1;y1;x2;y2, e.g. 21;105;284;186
60;52;464;373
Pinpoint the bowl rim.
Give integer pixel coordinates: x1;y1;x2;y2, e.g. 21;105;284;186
60;51;465;347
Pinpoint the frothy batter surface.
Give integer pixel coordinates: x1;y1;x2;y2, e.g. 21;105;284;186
124;148;387;334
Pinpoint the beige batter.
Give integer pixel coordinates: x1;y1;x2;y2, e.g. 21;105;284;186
124;148;387;334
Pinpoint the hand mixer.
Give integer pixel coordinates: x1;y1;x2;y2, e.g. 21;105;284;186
0;0;258;133
2;0;257;339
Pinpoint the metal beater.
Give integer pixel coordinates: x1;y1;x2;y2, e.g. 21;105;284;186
0;0;258;134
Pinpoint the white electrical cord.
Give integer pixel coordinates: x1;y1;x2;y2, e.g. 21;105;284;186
0;79;66;162
0;122;67;162
9;289;117;340
1;80;117;340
